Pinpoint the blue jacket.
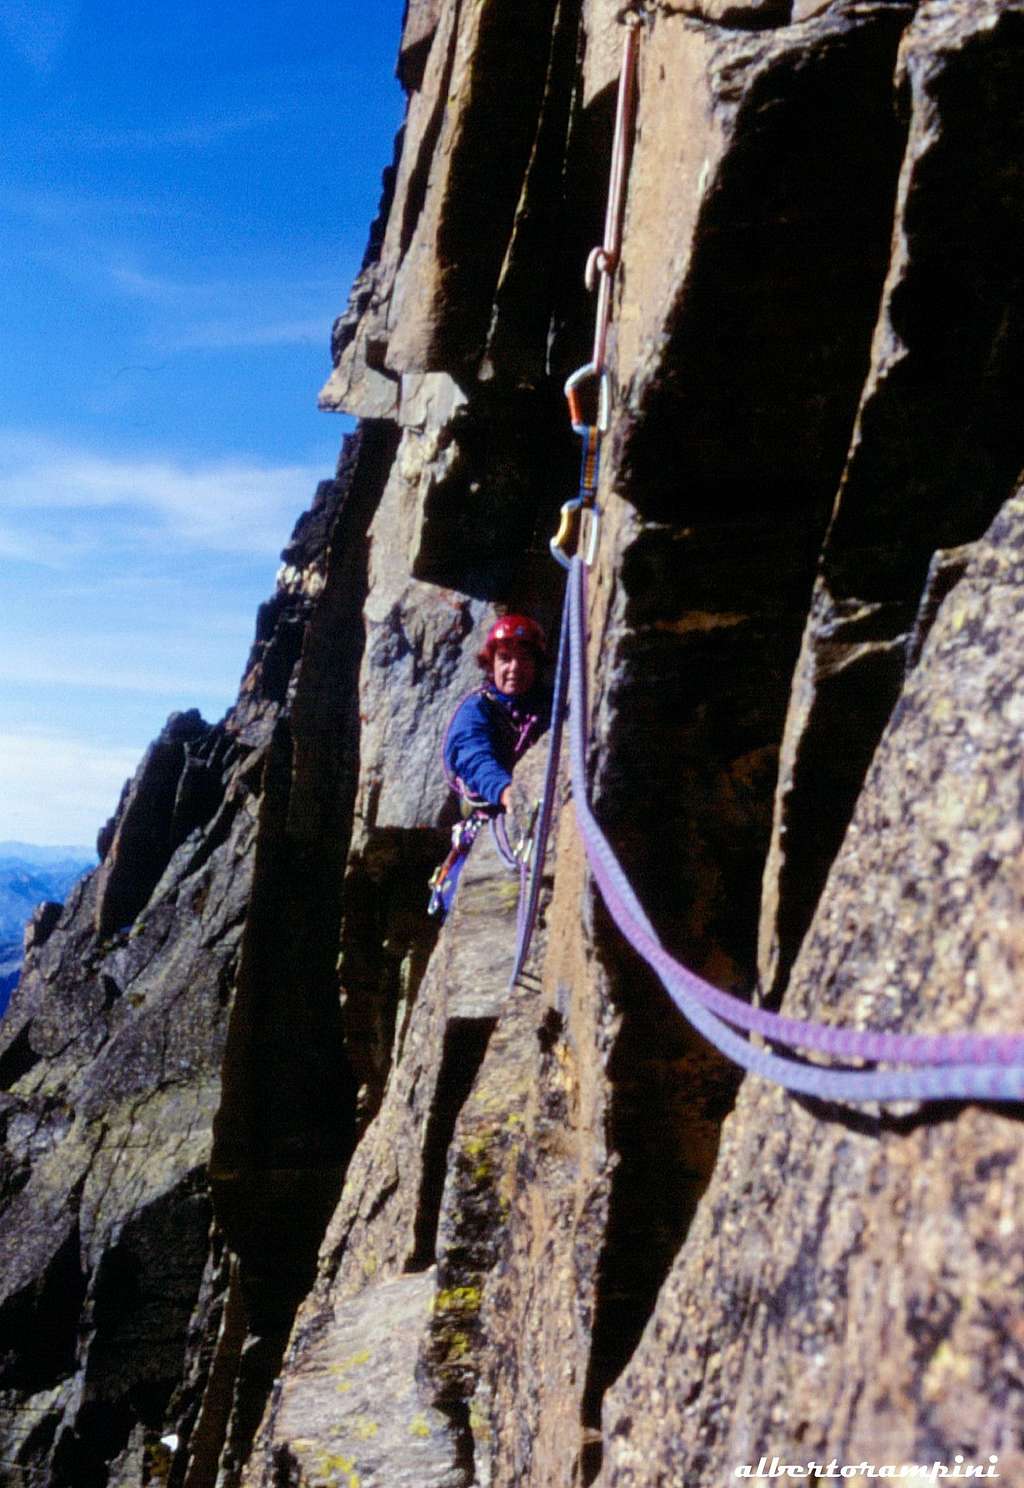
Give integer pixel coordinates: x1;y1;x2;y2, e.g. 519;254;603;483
443;685;548;807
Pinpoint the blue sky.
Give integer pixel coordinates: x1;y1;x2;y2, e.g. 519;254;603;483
0;0;406;846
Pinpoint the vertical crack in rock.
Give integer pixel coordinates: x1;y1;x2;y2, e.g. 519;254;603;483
173;1246;247;1488
389;0;563;373
398;0;464;260
335;828;447;1133
50;1172;212;1488
407;1016;497;1271
482;0;586;382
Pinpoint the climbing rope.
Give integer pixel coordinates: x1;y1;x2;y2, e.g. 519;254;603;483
513;10;1024;1103
490;812;520;871
566;557;1024;1105
587;11;642;377
508;578;572;986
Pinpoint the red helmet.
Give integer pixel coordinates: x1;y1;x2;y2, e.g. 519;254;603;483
477;613;546;670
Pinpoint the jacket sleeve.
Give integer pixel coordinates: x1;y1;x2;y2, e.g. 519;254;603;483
444;694;511;807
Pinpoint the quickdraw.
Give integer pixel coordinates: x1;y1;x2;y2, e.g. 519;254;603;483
551;11;642;571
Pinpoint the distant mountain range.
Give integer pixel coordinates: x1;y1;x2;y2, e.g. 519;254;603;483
0;841;95;868
0;843;95;1016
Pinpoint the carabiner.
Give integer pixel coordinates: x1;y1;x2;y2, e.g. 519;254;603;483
550;497;602;570
550;497;581;570
564;363;611;435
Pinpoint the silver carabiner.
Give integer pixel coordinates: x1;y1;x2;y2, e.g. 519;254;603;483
564;362;611;435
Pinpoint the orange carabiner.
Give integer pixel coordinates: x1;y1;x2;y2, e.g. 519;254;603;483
564;363;611;435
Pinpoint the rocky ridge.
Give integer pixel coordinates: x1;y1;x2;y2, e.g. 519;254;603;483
3;0;1024;1485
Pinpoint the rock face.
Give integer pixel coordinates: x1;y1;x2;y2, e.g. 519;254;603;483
4;1;1024;1485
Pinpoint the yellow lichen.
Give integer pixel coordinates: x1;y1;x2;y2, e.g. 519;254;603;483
922;1339;971;1402
409;1413;433;1438
434;1285;483;1313
316;1451;358;1480
468;1401;491;1442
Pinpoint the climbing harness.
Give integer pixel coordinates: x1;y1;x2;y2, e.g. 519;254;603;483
512;10;1024;1103
428;812;489;919
429;687;542;920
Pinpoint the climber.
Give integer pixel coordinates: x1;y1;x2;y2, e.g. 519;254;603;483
446;614;548;810
428;615;549;917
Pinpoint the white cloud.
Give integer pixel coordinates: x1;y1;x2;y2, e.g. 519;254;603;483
0;432;320;559
0;652;233;700
0;524;49;563
66;109;280;153
165;318;329;351
0;728;143;845
108;264;219;304
6;187;170;226
106;260;336;311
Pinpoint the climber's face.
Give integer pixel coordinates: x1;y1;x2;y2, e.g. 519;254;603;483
493;642;537;696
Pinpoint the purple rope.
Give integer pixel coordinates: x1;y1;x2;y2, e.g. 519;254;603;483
516;855;530;947
490;813;519;871
566;557;1024;1104
508;578;573;987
